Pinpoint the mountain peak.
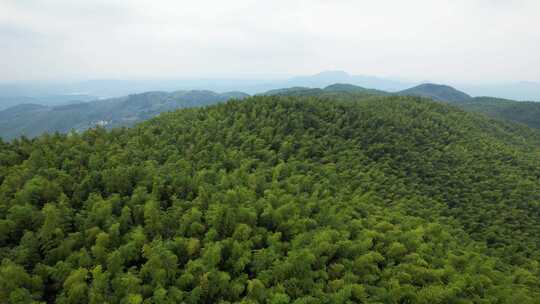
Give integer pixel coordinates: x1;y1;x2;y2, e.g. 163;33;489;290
314;70;351;78
398;83;472;103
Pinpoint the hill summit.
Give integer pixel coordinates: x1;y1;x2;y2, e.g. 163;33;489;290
398;83;472;103
0;95;539;302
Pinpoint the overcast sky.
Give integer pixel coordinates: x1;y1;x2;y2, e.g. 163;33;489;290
1;0;539;84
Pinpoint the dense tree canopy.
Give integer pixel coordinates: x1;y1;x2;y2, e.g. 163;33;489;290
0;95;539;303
461;97;540;130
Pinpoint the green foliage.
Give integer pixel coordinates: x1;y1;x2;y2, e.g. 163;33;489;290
0;95;539;302
461;97;540;130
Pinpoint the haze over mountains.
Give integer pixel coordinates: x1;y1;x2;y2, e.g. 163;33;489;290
1;78;540;140
1;71;540;111
0;90;249;139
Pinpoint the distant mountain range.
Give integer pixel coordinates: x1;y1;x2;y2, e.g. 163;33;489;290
2;71;539;106
261;83;389;97
0;90;248;139
1;80;539;140
262;82;473;102
0;94;97;111
279;71;410;91
262;83;540;131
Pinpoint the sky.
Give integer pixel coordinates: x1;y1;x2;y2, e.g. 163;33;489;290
1;0;539;84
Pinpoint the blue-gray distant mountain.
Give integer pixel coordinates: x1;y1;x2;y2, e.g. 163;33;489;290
0;94;97;111
397;83;473;103
3;72;540;105
0;90;248;139
0;71;412;103
3;81;540;140
282;71;412;91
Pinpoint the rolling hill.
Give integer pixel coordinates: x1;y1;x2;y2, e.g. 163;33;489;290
461;97;540;129
323;83;388;95
265;83;540;131
0;95;539;302
2;82;540;141
262;83;388;98
3;72;540;102
0;90;249;140
263;82;471;103
0;95;97;111
259;87;325;96
397;83;473;103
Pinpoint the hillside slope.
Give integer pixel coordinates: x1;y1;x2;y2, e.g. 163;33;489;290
0;96;539;303
267;84;540;131
460;97;540;129
260;87;324;96
0;90;249;140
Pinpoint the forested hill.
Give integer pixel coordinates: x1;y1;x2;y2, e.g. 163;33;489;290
397;83;473;103
0;90;249;140
1;95;540;303
267;84;540;131
261;83;388;98
3;82;540;140
462;97;540;130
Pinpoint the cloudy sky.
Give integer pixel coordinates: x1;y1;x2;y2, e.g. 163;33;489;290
1;0;539;83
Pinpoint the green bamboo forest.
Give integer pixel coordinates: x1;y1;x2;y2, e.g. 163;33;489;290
1;95;540;303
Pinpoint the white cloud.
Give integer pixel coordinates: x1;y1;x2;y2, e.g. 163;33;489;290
0;0;539;83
